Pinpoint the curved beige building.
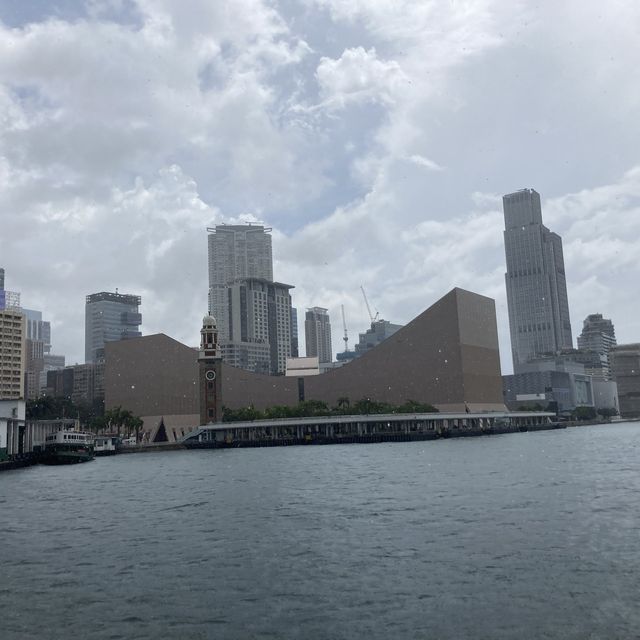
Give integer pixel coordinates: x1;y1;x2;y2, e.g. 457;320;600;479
105;287;506;425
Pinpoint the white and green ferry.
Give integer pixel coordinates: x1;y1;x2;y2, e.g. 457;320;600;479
42;428;95;465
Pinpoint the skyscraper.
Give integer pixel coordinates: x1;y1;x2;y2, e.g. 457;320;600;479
577;314;617;379
85;291;142;363
290;307;299;358
503;189;572;371
207;224;273;343
0;267;21;311
305;307;332;364
22;309;52;354
577;313;616;354
224;278;293;375
0;309;25;400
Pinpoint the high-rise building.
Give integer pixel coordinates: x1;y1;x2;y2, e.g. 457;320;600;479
610;344;640;417
577;313;616;379
355;319;403;356
503;188;573;371
22;309;52;354
85;291;142;363
305;307;332;364
290;307;299;358
207;225;273;343
0;268;20;311
224;278;293;375
0;309;25;400
46;361;104;406
21;308;66;398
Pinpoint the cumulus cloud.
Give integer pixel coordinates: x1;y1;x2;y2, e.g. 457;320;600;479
2;0;640;374
2;164;218;361
407;154;444;172
315;46;407;109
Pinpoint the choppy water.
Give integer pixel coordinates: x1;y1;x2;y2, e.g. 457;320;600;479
1;422;640;639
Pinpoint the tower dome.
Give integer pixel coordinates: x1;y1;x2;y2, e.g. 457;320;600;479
202;314;217;327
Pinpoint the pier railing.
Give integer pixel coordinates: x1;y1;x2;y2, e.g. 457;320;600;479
182;411;559;449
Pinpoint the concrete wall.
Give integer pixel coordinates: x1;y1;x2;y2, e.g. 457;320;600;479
105;288;506;417
592;378;619;412
105;335;199;417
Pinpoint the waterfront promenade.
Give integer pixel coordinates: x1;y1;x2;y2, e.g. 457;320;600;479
182;411;559;449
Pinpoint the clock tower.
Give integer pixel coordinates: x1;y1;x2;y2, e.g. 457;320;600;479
198;314;222;424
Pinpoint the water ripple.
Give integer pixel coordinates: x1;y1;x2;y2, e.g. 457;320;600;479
1;422;639;639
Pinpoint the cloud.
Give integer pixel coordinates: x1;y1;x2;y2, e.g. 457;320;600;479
315;46;408;109
407;154;444;172
2;0;640;378
0;3;322;214
277;164;640;372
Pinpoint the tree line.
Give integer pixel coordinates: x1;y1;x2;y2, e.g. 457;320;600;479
26;397;143;438
222;397;439;422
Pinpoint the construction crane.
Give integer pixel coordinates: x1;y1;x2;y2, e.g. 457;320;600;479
360;286;379;323
341;304;349;353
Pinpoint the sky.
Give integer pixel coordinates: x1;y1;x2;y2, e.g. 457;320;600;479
1;0;640;372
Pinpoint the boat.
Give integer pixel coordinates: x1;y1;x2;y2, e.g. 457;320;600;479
94;435;120;456
41;427;95;464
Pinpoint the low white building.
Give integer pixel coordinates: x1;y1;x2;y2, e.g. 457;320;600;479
0;399;26;461
285;356;320;377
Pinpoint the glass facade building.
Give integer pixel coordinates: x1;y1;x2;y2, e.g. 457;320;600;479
207;224;273;343
85;291;142;363
503;189;573;372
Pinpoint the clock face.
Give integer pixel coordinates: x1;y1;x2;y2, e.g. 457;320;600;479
205;370;216;381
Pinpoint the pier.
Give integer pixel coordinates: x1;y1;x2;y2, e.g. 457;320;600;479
183;411;561;449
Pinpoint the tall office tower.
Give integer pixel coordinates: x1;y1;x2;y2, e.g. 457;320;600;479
85;291;142;363
207;225;273;343
22;309;52;354
503;189;573;372
0;268;20;311
577;314;616;354
290;307;299;358
224;278;293;375
577;314;617;379
0;309;25;400
305;307;332;364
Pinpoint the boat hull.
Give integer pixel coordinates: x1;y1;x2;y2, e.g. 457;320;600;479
41;446;94;465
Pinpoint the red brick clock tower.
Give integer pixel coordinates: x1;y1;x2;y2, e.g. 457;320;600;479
199;314;222;424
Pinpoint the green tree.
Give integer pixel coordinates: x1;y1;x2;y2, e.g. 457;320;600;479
572;406;597;421
397;399;439;414
334;397;351;414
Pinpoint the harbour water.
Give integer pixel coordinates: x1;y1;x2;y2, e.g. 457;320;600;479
1;422;639;639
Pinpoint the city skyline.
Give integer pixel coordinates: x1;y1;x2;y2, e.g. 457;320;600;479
1;2;639;371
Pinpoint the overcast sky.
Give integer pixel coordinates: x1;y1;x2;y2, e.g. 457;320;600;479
1;0;639;373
